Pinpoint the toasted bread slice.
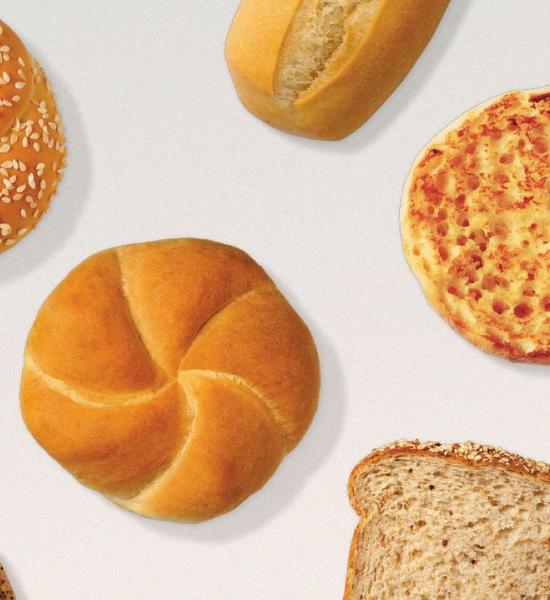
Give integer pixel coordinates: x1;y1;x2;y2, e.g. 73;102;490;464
344;440;550;600
402;88;550;362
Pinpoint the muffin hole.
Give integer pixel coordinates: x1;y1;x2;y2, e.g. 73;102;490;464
470;254;483;270
455;194;466;208
492;300;509;315
467;174;480;190
495;173;509;185
468;289;482;302
499;153;514;164
514;303;532;318
437;223;448;236
456;214;470;227
448;286;460;297
533;138;548;153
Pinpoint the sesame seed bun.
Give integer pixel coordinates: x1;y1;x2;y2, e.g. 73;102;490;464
0;20;66;253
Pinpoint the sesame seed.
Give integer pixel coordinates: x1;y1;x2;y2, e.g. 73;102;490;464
0;223;12;236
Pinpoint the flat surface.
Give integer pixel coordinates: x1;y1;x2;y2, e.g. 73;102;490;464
1;2;549;599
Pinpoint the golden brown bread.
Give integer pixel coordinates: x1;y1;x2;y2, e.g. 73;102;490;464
402;87;550;362
226;0;449;140
0;565;14;600
20;239;320;522
345;440;550;599
0;20;65;253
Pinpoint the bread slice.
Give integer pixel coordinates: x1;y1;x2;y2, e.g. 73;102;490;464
345;440;550;599
401;88;550;362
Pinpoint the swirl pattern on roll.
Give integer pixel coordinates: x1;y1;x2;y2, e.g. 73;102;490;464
21;239;320;521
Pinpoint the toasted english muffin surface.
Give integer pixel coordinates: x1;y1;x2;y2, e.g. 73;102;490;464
402;88;550;362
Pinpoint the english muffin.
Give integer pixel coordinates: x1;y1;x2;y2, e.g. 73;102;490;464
402;88;550;362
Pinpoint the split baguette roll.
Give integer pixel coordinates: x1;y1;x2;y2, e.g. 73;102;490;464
226;0;449;140
20;238;320;522
402;88;550;362
345;440;550;599
0;20;65;253
0;565;15;600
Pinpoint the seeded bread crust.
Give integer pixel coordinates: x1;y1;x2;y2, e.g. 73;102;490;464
0;565;14;600
344;439;550;598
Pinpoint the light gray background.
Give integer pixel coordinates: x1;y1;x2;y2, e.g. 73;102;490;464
1;1;549;598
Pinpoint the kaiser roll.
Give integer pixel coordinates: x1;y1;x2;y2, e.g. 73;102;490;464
20;238;320;522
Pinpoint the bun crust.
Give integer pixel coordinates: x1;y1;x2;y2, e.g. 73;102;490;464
402;88;550;362
21;239;320;522
226;0;449;140
0;21;65;253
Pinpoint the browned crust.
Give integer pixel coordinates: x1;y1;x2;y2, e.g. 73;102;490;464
343;439;550;599
348;439;550;517
0;564;15;600
343;520;370;600
226;0;449;140
21;238;320;522
0;20;66;254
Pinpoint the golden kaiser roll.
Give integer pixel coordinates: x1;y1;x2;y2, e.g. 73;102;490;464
20;239;320;522
402;88;550;362
226;0;449;140
0;20;65;253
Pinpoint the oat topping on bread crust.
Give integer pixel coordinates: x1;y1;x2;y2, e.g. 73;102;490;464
361;439;550;481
